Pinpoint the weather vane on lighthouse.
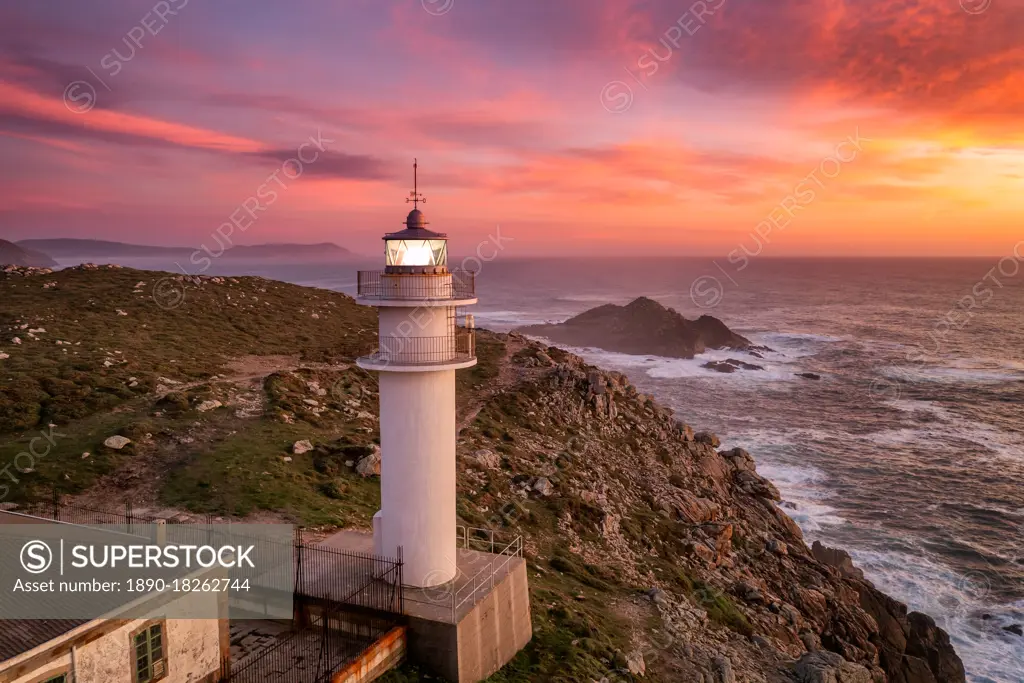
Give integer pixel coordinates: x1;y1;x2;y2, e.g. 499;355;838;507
406;158;426;210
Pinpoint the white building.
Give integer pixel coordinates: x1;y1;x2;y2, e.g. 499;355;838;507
356;163;477;588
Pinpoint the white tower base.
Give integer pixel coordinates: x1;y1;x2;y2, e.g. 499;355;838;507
375;369;457;587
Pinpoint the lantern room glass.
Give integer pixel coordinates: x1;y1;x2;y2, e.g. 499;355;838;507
385;239;447;267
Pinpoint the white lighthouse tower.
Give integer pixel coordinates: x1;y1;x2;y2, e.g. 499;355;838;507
356;161;477;588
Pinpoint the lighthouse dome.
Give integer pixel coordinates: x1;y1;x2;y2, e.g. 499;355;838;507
406;209;427;229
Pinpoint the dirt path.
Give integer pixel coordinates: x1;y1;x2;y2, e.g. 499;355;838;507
457;334;534;435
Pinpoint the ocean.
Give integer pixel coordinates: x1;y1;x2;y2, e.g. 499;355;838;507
70;255;1024;682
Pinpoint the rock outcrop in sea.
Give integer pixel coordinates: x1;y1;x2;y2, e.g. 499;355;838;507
516;296;754;359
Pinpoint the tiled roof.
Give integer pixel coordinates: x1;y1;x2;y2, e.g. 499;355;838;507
0;619;89;661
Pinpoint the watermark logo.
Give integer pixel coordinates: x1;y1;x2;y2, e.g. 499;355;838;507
601;0;726;112
20;541;53;574
600;81;634;114
689;275;725;310
422;0;455;16
152;277;186;310
176;129;335;278
63;81;97;114
960;0;992;14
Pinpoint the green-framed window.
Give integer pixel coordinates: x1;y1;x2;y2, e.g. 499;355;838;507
133;622;166;683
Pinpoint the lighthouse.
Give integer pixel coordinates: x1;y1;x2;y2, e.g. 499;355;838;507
356;161;477;588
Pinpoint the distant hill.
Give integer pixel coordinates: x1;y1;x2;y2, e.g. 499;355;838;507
0;239;58;267
517;296;752;359
16;239;354;261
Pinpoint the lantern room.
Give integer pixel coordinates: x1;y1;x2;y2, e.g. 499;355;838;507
384;208;448;270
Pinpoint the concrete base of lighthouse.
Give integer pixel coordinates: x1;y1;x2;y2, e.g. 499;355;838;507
321;530;533;683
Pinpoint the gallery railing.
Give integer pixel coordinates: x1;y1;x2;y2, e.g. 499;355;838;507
360;329;476;367
356;269;476;300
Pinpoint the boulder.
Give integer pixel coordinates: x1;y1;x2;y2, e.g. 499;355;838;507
695;431;721;448
531;477;554;497
811;541;865;581
292;440;314;455
627;651;646;677
713;656;736;683
907;612;967;683
703;358;765;373
794;651;872;683
196;400;222;412
720;447;756;472
470;448;501;470
104;436;131;450
356;446;382;477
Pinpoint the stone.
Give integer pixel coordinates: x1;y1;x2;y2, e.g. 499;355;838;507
768;539;789;555
103;436;131;450
811;541;865;580
282;456;292;463
196;400;222;413
0;353;8;360
1003;624;1023;637
303;399;320;407
713;656;736;683
292;440;314;455
81;452;90;459
531;477;554;496
12;338;21;345
906;611;967;682
471;448;501;470
694;431;721;447
798;372;822;380
794;651;871;683
627;651;646;677
703;358;764;373
356;446;382;477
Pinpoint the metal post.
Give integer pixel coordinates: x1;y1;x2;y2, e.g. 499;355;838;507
51;487;59;521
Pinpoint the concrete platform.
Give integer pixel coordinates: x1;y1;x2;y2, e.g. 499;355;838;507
320;530;532;682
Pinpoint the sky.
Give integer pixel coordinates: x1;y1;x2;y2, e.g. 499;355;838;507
0;0;1022;257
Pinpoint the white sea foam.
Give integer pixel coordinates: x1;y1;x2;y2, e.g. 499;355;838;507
865;410;1024;464
883;364;1024;385
472;310;552;329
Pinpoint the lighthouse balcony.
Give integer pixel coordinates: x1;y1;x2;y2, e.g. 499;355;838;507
356;269;476;306
356;328;477;371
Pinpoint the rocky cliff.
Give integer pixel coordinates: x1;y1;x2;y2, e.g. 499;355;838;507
0;266;965;683
516;296;753;359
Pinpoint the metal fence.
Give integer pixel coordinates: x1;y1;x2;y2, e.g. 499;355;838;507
21;490;214;528
221;611;400;683
356;269;476;300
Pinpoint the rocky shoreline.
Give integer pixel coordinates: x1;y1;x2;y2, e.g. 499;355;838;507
495;336;965;682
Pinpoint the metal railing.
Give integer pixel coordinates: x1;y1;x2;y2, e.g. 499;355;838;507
356;269;476;300
450;527;523;621
361;328;476;366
